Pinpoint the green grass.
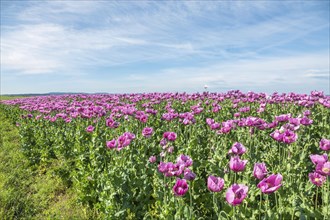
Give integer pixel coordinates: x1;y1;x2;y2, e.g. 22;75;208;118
0;95;27;101
0;109;99;219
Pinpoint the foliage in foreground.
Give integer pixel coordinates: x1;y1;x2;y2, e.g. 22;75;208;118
0;109;100;220
0;90;329;219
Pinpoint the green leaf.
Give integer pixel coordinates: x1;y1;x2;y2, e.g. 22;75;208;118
114;210;126;217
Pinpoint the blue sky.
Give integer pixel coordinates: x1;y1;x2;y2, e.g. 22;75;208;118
1;1;329;94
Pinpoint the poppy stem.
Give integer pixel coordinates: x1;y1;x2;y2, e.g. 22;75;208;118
163;176;167;208
259;191;262;220
327;179;330;218
315;186;319;210
275;192;278;213
212;193;218;219
233;206;236;220
189;184;193;219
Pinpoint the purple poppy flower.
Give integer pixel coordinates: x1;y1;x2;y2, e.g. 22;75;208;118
257;107;265;113
282;130;298;144
158;162;182;177
167;146;174;153
106;139;117;149
184;169;196;181
289;118;300;126
310;154;328;165
117;135;131;150
226;184;248;206
309;172;326;187
270;130;283;142
138;114;148;123
311;90;324;97
166;164;184;177
320;138;330;151
149;155;156;163
239;106;250;113
86;125;94;133
282;123;300;131
173;179;189;196
257;174;283;194
163;131;170;139
228;142;247;155
234;112;241;117
65;118;72;123
275;114;291;122
166;132;177;141
106;118;120;128
160;138;167;146
206;118;215;125
207;175;225;192
212;106;220;112
267;121;278;129
142;127;153;138
176;154;193;167
300;117;313;126
219;126;232;134
229;156;248;172
158;162;168;173
245;116;257;127
123;132;135;140
316;161;330;176
210;122;220;130
253;163;268;180
303;110;311;116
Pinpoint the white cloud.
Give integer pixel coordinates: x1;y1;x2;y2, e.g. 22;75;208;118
1;1;329;94
1;24;64;74
17;1;101;22
130;52;330;92
1;23;151;74
304;69;329;79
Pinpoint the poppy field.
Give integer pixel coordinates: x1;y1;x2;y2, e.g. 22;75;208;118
1;90;329;219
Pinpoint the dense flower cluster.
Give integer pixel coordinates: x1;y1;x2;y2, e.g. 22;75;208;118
158;154;194;180
253;162;283;194
106;132;135;151
1;90;329;218
156;154;195;196
308;139;330;187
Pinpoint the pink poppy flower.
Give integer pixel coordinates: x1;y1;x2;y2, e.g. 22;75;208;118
320;138;330;151
309;172;326;187
253;163;268;180
173;179;189;196
229;156;248;172
226;184;248;206
207;175;225;192
228;142;247;155
257;174;283;194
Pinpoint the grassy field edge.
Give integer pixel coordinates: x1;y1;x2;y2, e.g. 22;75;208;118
0;108;98;220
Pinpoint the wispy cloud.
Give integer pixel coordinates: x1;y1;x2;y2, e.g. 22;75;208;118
150;52;329;91
304;69;330;80
1;1;329;94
